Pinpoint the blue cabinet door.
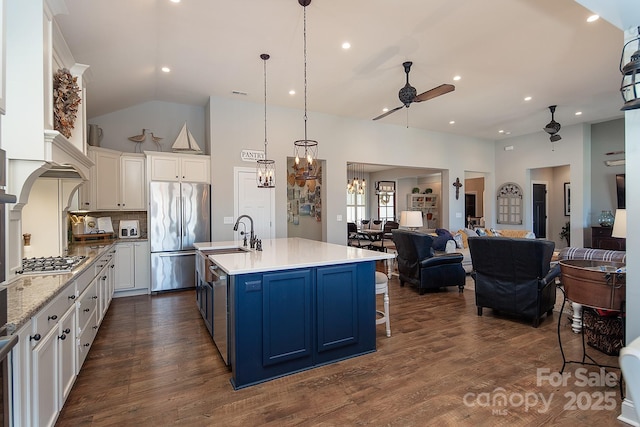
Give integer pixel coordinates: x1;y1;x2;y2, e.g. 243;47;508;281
315;262;376;364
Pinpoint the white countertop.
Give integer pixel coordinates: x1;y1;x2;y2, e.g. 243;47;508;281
194;237;393;275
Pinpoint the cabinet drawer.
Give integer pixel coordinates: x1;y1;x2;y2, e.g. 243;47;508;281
77;281;98;331
76;312;98;371
32;291;74;340
592;227;613;237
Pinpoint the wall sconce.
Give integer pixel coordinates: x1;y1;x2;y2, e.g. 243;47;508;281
620;26;640;111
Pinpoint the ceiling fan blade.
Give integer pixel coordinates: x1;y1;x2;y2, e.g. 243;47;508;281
372;105;404;120
413;84;455;103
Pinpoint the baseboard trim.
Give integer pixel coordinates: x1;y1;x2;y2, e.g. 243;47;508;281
619;398;639;426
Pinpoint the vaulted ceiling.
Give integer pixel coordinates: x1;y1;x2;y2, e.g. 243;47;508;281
56;0;626;141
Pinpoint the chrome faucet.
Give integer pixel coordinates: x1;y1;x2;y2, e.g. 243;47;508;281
233;215;255;248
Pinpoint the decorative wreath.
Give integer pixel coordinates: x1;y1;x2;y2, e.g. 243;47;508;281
53;68;81;138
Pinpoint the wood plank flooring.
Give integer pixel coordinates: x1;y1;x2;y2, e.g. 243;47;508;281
55;276;628;426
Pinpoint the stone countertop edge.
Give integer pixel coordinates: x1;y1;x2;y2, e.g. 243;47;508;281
4;240;118;334
195;237;394;275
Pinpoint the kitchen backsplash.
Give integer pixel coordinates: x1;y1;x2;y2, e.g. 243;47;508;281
68;211;148;240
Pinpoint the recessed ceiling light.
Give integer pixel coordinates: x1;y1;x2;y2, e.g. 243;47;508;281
289;90;296;95
498;130;505;134
505;131;511;135
453;75;461;81
587;14;599;23
170;0;180;3
161;67;171;73
524;96;532;101
382;108;389;113
342;42;351;50
449;120;455;125
575;111;583;116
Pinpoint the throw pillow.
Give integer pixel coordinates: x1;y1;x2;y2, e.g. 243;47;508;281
453;233;464;249
490;228;502;236
476;228;487;236
432;228;453;251
445;239;457;253
524;231;536;239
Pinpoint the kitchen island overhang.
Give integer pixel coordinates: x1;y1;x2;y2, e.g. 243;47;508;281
194;238;394;389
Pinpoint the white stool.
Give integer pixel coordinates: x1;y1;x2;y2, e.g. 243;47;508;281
375;271;391;337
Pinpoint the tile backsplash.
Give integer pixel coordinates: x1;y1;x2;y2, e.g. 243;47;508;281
68;211;148;239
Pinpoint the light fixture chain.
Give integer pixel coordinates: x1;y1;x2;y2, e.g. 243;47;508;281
264;56;268;152
303;4;308;140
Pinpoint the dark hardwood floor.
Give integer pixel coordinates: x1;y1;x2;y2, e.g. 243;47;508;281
56;276;627;426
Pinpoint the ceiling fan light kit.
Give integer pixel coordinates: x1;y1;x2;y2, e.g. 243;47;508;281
372;61;455;121
543;105;562;142
620;26;640;111
293;0;318;181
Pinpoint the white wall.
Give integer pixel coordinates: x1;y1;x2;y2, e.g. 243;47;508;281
208;95;496;244
88;101;207;154
494;123;590;247
590;118;625;224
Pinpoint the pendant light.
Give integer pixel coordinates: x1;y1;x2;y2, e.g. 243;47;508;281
346;163;366;195
620;26;640;111
293;0;318;181
257;53;276;188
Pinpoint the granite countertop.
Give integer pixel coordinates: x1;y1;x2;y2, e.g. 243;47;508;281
4;241;117;333
194;237;394;275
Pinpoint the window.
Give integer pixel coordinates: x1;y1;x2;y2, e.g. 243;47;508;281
376;181;396;222
347;190;366;226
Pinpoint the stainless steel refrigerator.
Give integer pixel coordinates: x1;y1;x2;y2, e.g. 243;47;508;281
149;181;210;292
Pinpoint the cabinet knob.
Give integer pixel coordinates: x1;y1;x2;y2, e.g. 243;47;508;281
63;328;71;334
58;334;67;340
93;325;98;330
84;308;90;313
30;334;41;341
84;202;90;206
111;265;115;269
68;295;76;300
84;343;90;347
48;314;58;321
92;295;98;299
102;276;107;280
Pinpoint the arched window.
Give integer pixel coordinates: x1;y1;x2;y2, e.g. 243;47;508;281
497;182;523;225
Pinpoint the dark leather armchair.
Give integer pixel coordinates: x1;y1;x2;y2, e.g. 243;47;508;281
392;229;466;295
468;236;561;327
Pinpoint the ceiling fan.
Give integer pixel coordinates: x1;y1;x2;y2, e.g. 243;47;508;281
372;61;455;121
543;105;561;142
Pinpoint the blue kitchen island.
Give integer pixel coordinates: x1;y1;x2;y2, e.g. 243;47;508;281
194;238;394;389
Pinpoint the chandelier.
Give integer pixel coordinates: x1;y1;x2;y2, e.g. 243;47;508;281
293;0;318;180
347;163;366;195
257;53;276;188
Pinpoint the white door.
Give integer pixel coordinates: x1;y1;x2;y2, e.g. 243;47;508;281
235;167;275;241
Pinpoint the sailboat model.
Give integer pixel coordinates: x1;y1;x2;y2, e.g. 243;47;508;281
171;122;202;153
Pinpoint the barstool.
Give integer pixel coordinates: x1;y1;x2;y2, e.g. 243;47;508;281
375;271;391;337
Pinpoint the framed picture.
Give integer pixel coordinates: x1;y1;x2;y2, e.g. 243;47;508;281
564;182;571;216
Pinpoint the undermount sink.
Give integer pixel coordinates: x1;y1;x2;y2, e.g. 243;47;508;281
201;247;249;255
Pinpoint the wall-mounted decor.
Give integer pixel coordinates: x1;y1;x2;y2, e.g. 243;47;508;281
563;182;571;216
53;68;81;138
497;182;523;225
453;177;462;200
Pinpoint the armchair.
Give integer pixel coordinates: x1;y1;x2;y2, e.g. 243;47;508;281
468;236;560;327
392;229;466;295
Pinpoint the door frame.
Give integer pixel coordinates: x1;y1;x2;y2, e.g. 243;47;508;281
234;167;276;239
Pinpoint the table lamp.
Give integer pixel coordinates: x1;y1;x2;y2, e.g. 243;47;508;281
612;208;626;238
399;211;423;231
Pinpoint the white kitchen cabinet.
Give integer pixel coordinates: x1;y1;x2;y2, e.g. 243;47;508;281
58;307;76;409
147;152;210;183
11;321;33;427
32;322;58;427
114;240;150;297
90;147;146;210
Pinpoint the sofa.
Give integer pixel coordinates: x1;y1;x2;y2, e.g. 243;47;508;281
436;228;536;273
391;229;466;295
469;236;560;327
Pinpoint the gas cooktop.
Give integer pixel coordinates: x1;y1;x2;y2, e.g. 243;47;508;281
18;255;87;275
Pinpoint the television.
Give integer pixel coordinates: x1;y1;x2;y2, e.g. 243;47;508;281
616;174;625;209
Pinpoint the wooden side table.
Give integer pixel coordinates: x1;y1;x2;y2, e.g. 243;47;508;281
591;226;626;250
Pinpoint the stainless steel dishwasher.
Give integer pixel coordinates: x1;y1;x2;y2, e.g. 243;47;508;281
210;263;229;365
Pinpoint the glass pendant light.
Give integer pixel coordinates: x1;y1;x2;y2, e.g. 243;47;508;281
293;0;318;181
257;53;276;188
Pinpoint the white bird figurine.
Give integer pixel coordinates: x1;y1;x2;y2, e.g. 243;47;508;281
128;129;148;152
150;132;163;151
